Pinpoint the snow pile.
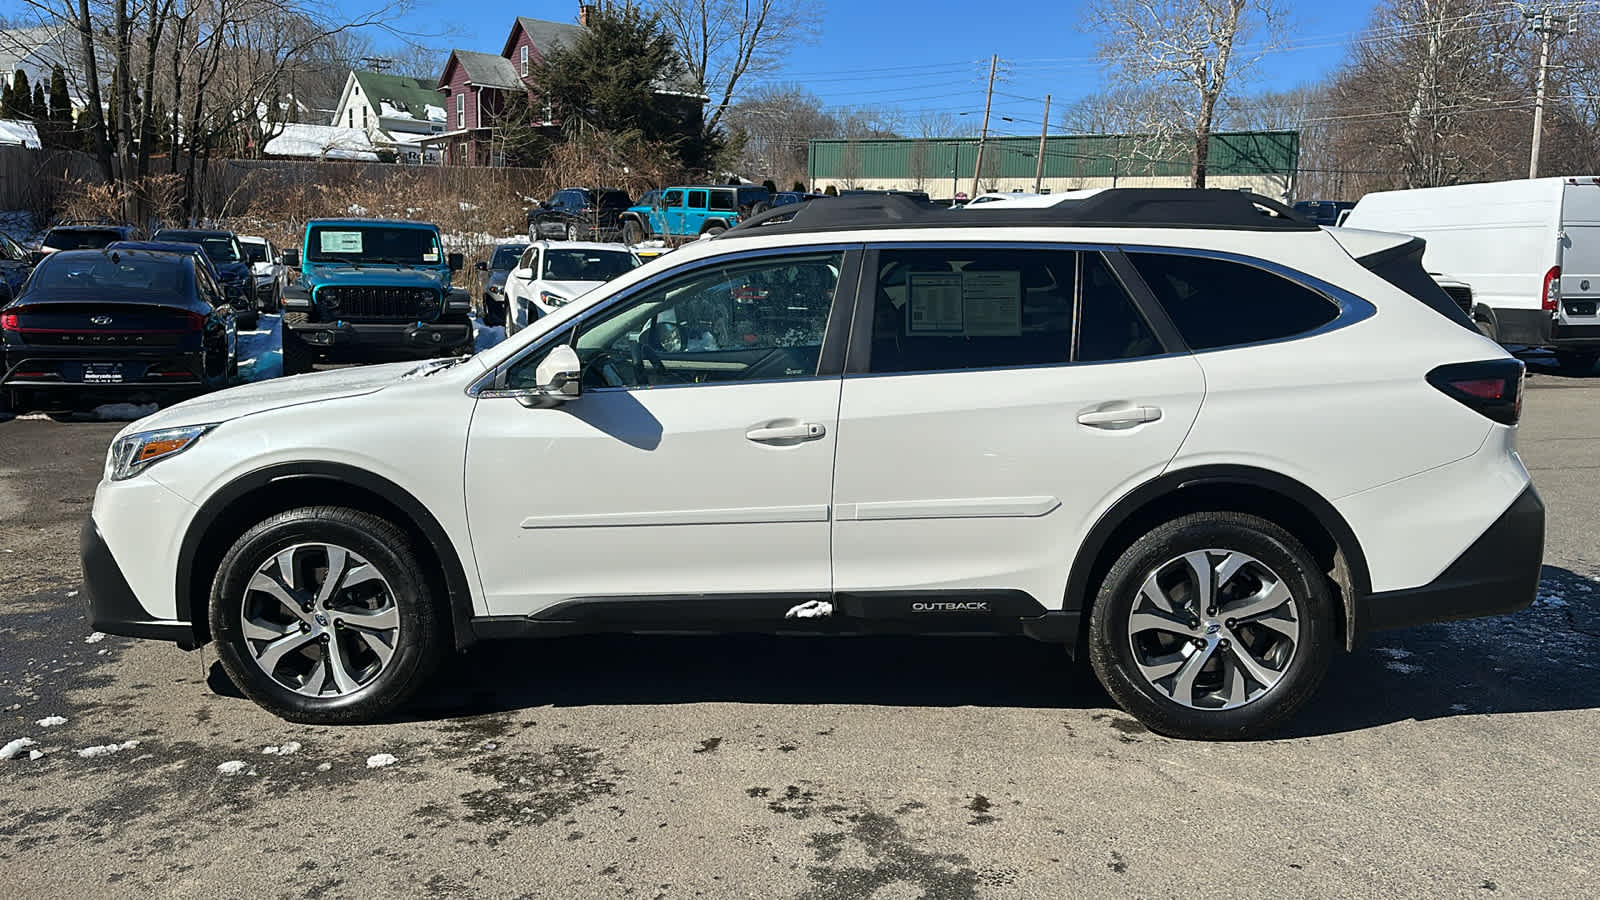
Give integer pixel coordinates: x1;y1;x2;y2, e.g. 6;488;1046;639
216;760;247;776
365;753;397;769
424;104;446;122
262;741;301;755
1;737;38;760
35;716;67;728
76;739;139;758
84;631;107;643
473;319;505;352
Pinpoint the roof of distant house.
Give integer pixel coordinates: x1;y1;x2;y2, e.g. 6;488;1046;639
351;71;447;124
503;16;587;59
263;123;380;162
444;49;522;91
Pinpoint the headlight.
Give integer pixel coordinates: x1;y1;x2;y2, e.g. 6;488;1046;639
106;425;214;481
487;283;503;295
539;290;569;308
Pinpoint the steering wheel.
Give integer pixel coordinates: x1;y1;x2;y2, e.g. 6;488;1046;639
633;323;674;385
580;350;628;388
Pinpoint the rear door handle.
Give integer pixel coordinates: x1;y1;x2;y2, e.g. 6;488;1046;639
746;421;827;443
1077;406;1162;428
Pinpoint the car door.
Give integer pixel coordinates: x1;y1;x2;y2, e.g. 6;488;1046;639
505;247;539;328
829;244;1205;614
685;189;709;235
464;246;861;619
660;189;685;236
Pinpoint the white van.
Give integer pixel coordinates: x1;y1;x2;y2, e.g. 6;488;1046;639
1343;176;1600;371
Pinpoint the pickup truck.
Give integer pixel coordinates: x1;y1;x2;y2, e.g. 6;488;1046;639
618;185;771;244
278;218;471;374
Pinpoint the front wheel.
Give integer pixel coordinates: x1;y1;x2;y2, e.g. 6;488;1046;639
565;223;580;241
209;507;446;724
1086;512;1336;740
622;220;644;244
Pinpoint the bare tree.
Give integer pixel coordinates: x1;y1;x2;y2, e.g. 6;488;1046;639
649;0;821;133
721;82;837;185
1084;0;1287;187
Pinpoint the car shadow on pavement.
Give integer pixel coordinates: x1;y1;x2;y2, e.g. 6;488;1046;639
203;566;1600;737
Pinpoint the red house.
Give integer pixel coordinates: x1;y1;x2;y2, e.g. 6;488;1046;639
434;14;587;166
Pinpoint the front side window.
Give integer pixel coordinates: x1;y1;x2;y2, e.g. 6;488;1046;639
662;190;684;208
507;251;843;391
866;247;1160;374
1126;252;1340;350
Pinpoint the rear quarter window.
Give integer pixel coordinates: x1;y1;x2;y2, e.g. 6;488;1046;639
1126;252;1340;350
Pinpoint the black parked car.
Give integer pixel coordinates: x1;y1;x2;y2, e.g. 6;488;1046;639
528;188;634;241
151;229;256;327
0;231;33;302
105;240;253;329
1;248;238;413
473;241;529;327
38;224;138;257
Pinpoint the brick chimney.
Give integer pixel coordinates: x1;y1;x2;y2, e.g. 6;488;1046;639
578;4;597;26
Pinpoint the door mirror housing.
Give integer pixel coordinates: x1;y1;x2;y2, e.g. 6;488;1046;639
474;260;488;272
520;344;582;406
281;248;300;269
447;252;464;272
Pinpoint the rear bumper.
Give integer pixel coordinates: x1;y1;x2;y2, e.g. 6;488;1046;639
2;349;206;389
80;518;197;648
1354;485;1544;637
285;318;472;354
1494;308;1600;348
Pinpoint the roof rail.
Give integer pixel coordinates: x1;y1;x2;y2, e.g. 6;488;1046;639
726;188;1316;236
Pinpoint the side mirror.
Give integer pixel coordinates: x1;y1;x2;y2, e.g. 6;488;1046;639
474;260;488;272
448;252;464;272
521;344;582;406
281;248;300;269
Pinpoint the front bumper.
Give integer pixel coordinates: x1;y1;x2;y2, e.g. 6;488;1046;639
1354;485;1544;637
81;518;198;648
285;318;473;353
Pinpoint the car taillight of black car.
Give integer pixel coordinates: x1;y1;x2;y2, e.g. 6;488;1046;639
1427;358;1524;425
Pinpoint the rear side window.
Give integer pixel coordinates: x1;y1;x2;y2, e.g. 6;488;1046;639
1126;252;1339;350
866;247;1161;374
688;191;708;210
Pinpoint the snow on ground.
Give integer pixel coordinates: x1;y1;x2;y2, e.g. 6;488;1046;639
84;631;106;643
216;760;248;776
473;316;506;352
238;313;283;383
366;753;397;769
35;716;66;728
1;737;38;760
262;741;301;755
76;739;139;758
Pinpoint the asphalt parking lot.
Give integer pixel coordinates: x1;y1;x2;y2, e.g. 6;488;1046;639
1;363;1597;898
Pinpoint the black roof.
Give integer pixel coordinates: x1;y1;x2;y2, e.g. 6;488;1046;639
726;189;1317;237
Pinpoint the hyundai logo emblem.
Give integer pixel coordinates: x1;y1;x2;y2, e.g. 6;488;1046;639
89;315;114;326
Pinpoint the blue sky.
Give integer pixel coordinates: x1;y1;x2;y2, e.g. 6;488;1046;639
393;0;1376;133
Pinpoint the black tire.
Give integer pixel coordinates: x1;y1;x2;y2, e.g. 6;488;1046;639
1086;512;1337;741
208;506;446;724
1555;350;1598;375
281;312;315;375
482;296;505;328
565;223;579;241
704;225;727;237
622;220;645;244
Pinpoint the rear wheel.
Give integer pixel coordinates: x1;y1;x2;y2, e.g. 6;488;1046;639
565;223;580;241
208;507;446;724
1087;512;1336;740
281;312;315;375
622;220;644;244
704;225;727;237
1555;350;1597;375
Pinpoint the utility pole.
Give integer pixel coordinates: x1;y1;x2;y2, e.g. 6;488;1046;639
1033;93;1051;193
1526;6;1571;180
971;54;997;200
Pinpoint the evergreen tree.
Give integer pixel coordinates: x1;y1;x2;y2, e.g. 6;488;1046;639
32;83;45;122
10;70;31;118
1;78;12;118
49;66;71;126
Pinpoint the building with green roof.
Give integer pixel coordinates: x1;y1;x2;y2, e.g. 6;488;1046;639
331;70;449;165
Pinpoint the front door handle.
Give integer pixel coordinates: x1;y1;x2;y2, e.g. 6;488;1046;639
1077;405;1162;429
746;421;827;443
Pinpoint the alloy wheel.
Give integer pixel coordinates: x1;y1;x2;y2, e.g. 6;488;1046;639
1125;549;1300;710
240;543;401;698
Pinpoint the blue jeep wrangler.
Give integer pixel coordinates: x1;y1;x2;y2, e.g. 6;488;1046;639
279;219;472;374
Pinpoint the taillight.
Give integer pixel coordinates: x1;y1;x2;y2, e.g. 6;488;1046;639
1427;359;1524;425
1542;266;1561;312
183;311;207;332
0;311;17;330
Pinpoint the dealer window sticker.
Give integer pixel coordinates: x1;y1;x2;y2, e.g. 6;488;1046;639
960;270;1022;336
907;272;964;333
319;231;363;254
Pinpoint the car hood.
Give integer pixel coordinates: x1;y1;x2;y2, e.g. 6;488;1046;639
250;261;276;278
123;360;424;434
487;270;511;290
307;265;449;290
538;279;607;300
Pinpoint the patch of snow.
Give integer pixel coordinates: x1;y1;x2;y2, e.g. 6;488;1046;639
237;313;283;383
76;739;139;758
347;203;369;216
1;737;39;760
0;119;42;148
459;201;479;211
785;599;834;619
366;753;397;769
84;632;106;644
28;749;43;761
263;741;302;755
424;104;445;122
66;590;78;598
473;315;505;352
264;124;379;162
91;403;159;422
1385;661;1423;675
216;760;247;776
1375;647;1412;660
35;716;67;728
315;761;333;772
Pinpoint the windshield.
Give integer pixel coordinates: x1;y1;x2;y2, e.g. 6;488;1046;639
241;242;269;264
541;249;638;282
31;253;188;297
491;244;528;270
0;232;25;261
306;225;442;265
157;231;241;264
42;229;122;251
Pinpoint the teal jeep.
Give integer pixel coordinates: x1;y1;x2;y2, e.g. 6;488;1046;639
618;185;772;244
279;219;472;374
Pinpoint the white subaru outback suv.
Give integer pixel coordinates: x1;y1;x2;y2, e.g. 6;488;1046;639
81;190;1543;740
